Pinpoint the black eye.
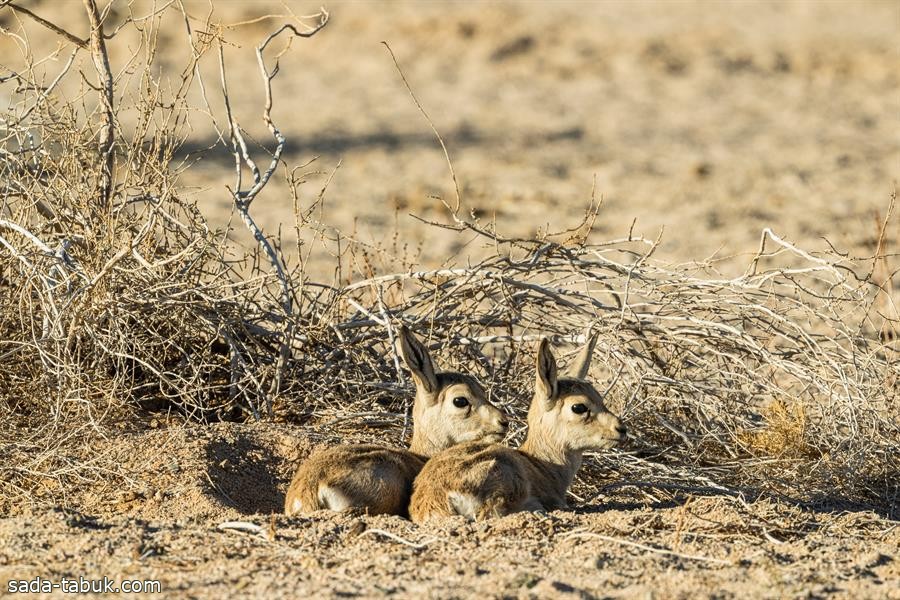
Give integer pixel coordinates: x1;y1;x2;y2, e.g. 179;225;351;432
452;396;470;408
571;403;588;415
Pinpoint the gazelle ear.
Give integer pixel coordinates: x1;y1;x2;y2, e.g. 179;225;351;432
535;338;558;408
397;326;438;395
566;331;598;379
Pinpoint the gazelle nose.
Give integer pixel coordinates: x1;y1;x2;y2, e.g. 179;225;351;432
498;419;510;430
616;424;627;438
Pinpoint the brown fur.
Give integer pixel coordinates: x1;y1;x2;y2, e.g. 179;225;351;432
409;337;625;522
284;327;507;516
284;444;426;517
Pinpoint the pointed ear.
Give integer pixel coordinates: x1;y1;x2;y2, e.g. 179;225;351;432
535;338;558;407
566;331;598;379
397;326;438;395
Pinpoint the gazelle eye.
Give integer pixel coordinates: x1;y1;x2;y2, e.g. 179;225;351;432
452;396;470;408
571;403;588;415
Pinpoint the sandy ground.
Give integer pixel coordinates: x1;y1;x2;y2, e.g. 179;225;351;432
2;0;899;597
2;423;898;599
172;0;899;279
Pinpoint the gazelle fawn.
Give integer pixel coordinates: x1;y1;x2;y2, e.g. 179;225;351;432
284;326;508;516
409;336;625;522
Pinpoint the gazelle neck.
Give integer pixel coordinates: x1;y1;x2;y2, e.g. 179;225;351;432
519;428;583;502
408;425;443;457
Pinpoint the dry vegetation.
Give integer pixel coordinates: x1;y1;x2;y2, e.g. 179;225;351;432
0;1;898;598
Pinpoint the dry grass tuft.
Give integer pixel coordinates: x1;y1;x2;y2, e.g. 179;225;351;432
739;399;813;460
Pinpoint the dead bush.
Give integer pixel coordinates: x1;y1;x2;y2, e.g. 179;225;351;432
0;2;896;518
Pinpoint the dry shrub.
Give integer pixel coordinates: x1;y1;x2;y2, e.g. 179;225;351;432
739;398;813;460
0;2;897;518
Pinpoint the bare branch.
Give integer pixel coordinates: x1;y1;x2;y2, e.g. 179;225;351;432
217;9;330;410
83;0;115;206
382;41;462;214
4;2;88;48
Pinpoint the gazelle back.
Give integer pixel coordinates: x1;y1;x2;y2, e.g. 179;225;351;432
409;335;625;521
284;326;508;516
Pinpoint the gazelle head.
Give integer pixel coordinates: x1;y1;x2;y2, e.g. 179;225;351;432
398;326;508;456
528;336;626;453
